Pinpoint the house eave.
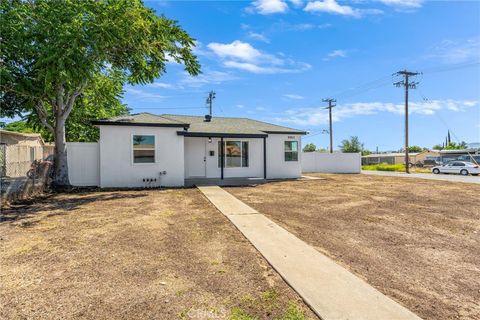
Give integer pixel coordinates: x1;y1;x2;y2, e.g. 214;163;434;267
91;120;189;129
262;130;308;135
177;131;268;138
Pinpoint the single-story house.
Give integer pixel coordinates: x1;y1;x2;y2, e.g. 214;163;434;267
438;145;480;164
0;129;54;177
362;150;440;165
84;113;306;188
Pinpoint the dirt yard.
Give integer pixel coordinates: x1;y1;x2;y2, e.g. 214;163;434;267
227;174;480;320
0;189;317;320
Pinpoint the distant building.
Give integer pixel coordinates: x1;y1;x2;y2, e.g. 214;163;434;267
438;143;480;164
0;130;54;177
362;150;440;165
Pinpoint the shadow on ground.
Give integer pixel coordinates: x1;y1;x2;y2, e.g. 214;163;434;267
0;192;148;224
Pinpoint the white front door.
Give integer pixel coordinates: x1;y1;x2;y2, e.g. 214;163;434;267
185;138;206;177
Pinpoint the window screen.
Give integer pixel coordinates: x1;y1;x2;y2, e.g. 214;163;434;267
284;141;298;161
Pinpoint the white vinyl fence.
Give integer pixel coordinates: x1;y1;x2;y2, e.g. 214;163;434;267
67;142;100;186
302;152;361;174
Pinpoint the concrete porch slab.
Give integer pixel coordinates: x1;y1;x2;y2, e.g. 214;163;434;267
198;186;422;320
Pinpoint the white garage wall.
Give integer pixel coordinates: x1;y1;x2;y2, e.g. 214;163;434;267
99;125;185;188
267;134;302;179
302;152;361;174
67;142;100;186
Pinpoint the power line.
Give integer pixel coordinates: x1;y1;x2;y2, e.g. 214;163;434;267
394;70;421;174
206;90;216;117
322;98;336;153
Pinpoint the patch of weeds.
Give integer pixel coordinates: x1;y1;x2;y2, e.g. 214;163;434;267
177;309;188;320
175;289;186;297
217;268;226;274
230;307;258;320
276;302;309;320
13;236;56;255
240;294;256;308
210;259;220;266
262;288;279;311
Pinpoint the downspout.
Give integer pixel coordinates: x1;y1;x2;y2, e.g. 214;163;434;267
263;137;267;179
220;137;224;180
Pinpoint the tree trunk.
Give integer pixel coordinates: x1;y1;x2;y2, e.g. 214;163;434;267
53;115;70;187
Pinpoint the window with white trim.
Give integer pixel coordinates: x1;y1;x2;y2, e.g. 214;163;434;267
284;141;298;161
218;141;249;168
133;135;155;163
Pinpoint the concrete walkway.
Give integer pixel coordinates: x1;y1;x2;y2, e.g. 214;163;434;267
198;186;422;320
362;170;480;184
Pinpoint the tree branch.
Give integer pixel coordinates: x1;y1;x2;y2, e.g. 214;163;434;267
62;82;87;118
33;100;54;133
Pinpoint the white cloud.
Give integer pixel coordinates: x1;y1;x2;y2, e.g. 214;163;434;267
289;0;303;7
323;49;348;61
248;31;270;43
304;0;383;17
236;104;245;109
126;88;166;100
180;70;238;88
256;106;266;111
207;40;311;74
147;82;174;89
276;100;478;126
427;39;480;64
249;0;289;15
328;49;347;58
283;94;305;100
207;40;282;65
223;61;311;74
376;0;423;8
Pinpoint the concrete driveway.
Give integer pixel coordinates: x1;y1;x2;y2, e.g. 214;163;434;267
362;170;480;184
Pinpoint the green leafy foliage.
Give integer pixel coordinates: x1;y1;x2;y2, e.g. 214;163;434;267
1;0;200;184
339;136;364;153
407;145;425;153
302;143;317;152
445;141;468;150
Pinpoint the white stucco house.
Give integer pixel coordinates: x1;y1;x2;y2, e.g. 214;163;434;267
75;113;306;188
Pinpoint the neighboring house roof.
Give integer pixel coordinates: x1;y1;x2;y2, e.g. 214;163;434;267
92;113;307;137
0;129;46;145
362;152;421;158
439;148;480;154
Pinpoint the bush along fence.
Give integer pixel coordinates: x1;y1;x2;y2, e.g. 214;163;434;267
0;144;54;206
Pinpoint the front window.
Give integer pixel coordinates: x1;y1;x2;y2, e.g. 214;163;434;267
218;141;249;168
284;141;298;161
133;135;155;163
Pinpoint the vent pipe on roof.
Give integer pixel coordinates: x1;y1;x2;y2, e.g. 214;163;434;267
204;114;212;122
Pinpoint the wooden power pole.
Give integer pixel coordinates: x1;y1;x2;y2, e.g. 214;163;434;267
322;98;336;153
394;70;420;174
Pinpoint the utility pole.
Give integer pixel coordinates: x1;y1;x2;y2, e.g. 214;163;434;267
394;70;420;173
322;98;336;153
206;91;216;117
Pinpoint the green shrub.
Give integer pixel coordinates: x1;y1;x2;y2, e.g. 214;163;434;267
362;163;406;172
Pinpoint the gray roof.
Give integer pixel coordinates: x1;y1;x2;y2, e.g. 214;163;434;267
93;113;306;136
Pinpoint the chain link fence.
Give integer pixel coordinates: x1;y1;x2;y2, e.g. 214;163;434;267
1;144;55;206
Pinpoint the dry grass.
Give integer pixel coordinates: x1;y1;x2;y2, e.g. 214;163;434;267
227;174;480;320
0;189;316;320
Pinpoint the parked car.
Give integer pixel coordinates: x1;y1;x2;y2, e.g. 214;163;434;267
432;161;480;176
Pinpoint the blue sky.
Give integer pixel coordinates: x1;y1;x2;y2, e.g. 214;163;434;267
5;0;475;151
122;0;479;151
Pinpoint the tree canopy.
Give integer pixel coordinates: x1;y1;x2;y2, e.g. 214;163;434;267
339;136;364;153
302;143;316;152
1;0;201;185
445;141;468;150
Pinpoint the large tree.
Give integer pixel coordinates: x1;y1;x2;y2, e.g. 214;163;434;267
1;0;200;186
339;136;364;153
